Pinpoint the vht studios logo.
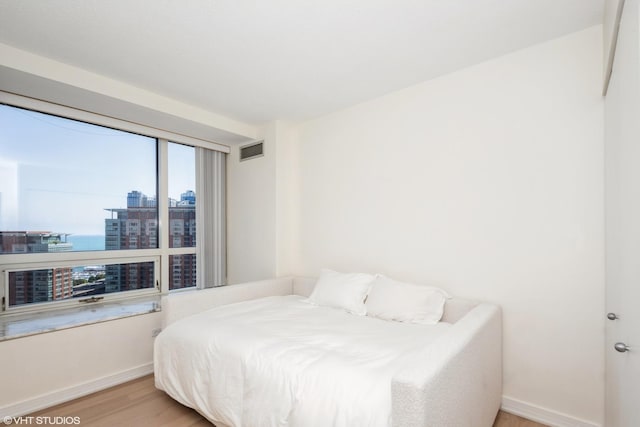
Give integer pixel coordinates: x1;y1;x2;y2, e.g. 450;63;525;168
2;416;81;425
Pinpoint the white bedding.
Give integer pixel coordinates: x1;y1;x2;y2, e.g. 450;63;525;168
154;295;452;427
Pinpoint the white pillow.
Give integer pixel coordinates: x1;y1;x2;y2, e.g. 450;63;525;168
307;269;375;315
365;275;448;324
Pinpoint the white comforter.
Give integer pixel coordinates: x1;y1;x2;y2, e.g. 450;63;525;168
154;295;451;427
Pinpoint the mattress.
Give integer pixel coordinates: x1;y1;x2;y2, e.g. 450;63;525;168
154;295;451;427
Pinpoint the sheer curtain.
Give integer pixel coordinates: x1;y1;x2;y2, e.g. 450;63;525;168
196;147;226;287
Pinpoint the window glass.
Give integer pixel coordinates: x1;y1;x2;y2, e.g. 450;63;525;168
168;142;196;248
0;104;157;255
168;143;197;290
169;254;197;290
8;261;155;307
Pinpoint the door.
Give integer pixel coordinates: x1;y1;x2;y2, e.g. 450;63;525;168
605;0;640;425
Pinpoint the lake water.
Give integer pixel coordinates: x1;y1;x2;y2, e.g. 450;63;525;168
66;235;106;273
67;235;105;251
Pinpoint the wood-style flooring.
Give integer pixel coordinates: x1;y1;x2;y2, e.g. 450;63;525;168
29;375;547;427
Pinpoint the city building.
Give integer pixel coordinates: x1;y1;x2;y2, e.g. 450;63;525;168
0;231;74;306
104;191;196;291
179;190;196;206
126;191;157;208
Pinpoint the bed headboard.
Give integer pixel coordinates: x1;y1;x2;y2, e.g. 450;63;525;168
291;276;478;324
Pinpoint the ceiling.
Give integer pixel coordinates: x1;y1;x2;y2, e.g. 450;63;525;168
0;0;604;125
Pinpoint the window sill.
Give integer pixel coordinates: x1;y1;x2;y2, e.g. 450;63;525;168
0;296;161;342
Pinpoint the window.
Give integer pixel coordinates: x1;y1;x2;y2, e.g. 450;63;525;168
7;261;155;307
0;106;157;255
0;99;227;313
168;142;196;290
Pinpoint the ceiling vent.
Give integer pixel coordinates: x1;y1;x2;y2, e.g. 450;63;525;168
239;141;264;161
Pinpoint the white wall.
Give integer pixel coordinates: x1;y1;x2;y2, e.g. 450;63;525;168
274;121;299;277
287;26;605;425
227;120;299;284
604;0;640;425
0;312;161;415
227;124;277;284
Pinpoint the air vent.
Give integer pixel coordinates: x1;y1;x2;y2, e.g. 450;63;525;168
240;141;264;161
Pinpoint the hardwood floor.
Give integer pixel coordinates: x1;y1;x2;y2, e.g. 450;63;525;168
29;375;547;427
493;411;548;427
30;376;209;427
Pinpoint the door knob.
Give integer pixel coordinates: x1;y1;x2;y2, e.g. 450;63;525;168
607;313;619;320
614;342;630;353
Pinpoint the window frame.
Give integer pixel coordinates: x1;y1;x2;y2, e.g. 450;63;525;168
1;255;160;315
0;91;228;314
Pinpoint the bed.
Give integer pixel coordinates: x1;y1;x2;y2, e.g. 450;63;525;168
154;275;502;427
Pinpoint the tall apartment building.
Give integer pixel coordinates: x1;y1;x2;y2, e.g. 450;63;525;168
0;231;74;306
179;190;196;206
169;203;196;289
104;190;196;292
126;190;157;208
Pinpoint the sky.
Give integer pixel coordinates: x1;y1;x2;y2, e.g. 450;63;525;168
0;104;195;235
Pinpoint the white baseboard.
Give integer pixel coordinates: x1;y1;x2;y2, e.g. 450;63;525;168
0;363;154;418
502;396;601;427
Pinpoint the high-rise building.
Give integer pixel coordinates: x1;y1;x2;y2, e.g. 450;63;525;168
104;205;157;294
180;190;196;206
105;190;196;291
0;231;74;306
127;190;157;208
169;205;197;289
126;190;145;208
